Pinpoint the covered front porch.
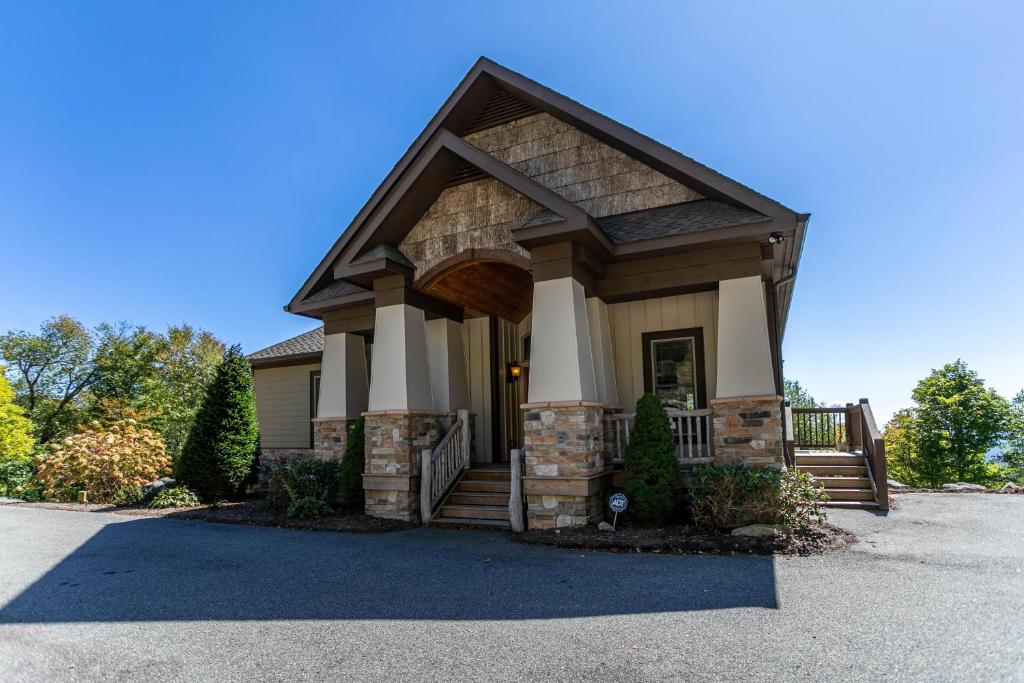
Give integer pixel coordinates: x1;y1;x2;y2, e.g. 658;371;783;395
310;244;786;529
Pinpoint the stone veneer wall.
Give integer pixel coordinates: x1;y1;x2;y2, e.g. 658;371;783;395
312;417;357;461
362;411;445;522
710;395;785;467
257;448;315;483
522;401;607;529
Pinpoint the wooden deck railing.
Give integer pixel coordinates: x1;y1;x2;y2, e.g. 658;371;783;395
790;406;849;450
605;408;714;464
420;408;471;522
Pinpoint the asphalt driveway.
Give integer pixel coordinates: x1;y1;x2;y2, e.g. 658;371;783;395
1;493;1021;682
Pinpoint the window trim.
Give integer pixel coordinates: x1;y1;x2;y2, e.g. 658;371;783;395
309;370;321;448
641;327;707;409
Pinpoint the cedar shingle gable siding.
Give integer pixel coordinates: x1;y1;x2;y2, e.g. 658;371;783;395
399;112;704;275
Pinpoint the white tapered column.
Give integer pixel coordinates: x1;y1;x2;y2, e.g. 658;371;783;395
715;275;776;398
367;304;434;411
527;277;598;403
425;317;469;413
318;332;369;418
586;297;619;407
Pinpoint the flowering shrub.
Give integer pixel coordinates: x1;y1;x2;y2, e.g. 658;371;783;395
33;420;171;503
689;465;828;532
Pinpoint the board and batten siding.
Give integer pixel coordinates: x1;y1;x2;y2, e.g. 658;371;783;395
606;291;718;411
252;363;320;449
463;317;493;462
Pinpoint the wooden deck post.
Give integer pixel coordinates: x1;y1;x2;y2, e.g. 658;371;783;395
420;449;433;524
509;449;524;532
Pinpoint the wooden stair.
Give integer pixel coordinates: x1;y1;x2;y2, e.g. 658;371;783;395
430;468;511;528
795;452;880;509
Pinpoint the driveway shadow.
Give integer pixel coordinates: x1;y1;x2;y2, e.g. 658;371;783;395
0;516;777;623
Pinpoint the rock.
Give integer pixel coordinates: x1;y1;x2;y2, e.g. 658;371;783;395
942;482;987;492
1001;482;1022;493
597;521;614;532
731;524;790;537
887;479;909;489
141;477;175;493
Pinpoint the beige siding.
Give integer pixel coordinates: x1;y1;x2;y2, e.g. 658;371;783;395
463;317;493;462
253;363;320;449
607;292;718;411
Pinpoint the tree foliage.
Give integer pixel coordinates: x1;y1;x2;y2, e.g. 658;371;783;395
885;360;1011;487
1002;391;1024;484
0;316;96;442
784;378;820;408
175;346;259;501
622;394;683;526
338;417;366;507
0;367;35;464
0;318;224;455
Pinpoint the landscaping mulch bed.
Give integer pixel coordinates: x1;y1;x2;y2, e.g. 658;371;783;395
515;523;855;556
8;500;413;533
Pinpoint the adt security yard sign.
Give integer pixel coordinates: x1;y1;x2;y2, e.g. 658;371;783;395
609;492;628;529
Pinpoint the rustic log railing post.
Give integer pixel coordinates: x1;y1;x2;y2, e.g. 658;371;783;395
860;398;889;511
509;448;524;532
458;408;471;472
420;448;433;523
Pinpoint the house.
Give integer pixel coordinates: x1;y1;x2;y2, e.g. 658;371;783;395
249;57;879;529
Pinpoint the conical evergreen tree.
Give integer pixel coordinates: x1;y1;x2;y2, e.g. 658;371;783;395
622;393;683;525
175;345;259;501
338;416;365;507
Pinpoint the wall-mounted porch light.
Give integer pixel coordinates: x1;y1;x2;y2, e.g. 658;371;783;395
507;362;523;383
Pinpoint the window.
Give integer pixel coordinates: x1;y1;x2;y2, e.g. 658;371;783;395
309;370;321;448
642;328;706;409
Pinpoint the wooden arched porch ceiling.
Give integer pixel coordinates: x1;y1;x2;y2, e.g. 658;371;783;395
417;250;533;323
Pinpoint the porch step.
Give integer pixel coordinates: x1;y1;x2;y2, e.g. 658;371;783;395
448;491;510;506
461;469;511;482
825;500;880;510
438;504;508;520
811;476;871;489
454;479;511;494
801;464;868;477
823;488;876;501
795;454;865;466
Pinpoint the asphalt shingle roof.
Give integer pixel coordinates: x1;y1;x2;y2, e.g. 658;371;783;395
247;327;324;362
596;199;767;244
304;280;369;303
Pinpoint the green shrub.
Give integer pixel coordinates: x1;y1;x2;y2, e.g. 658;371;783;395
622;394;683;526
338;417;365;507
0;459;42;500
149;486;201;509
689;465;827;532
112;485;145;507
263;460;339;517
175;346;259;502
287;495;332;519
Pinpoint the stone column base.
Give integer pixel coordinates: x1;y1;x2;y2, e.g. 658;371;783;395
362;410;445;522
711;395;785;467
312;417;358;460
521;401;606;529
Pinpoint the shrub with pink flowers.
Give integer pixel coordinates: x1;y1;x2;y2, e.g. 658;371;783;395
33;420;171;502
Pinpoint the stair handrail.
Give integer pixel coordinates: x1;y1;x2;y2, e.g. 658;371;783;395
420;408;471;523
856;399;889;511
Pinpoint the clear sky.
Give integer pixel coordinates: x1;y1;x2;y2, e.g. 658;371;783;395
2;1;1022;423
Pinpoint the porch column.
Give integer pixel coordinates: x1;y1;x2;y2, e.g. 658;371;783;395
711;275;784;467
586;296;619;408
313;332;369;460
424;317;469;414
522;276;605;529
363;302;445;522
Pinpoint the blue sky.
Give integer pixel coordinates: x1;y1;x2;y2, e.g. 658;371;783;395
2;1;1022;423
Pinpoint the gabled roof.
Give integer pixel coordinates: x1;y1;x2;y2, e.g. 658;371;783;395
248;327;323;367
289;57;807;317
